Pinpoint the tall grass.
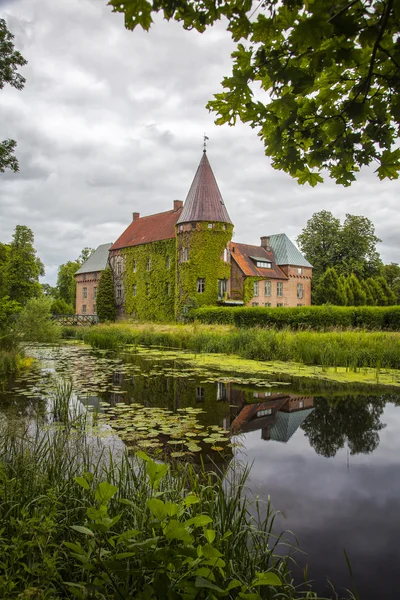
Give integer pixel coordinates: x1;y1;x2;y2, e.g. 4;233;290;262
0;419;336;599
77;324;400;371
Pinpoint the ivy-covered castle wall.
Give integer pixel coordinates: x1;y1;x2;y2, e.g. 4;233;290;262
176;222;233;316
122;239;176;322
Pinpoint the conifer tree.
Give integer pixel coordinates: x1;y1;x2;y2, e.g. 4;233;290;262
375;276;397;306
342;277;354;306
313;268;346;305
96;267;116;322
361;280;375;306
366;278;387;306
348;274;367;306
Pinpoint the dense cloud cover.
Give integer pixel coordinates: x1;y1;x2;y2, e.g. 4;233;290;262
1;0;399;284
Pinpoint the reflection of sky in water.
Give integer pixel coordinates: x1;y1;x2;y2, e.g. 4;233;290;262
3;344;400;599
240;403;400;600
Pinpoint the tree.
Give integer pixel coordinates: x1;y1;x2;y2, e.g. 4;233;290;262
313;267;346;305
366;277;388;305
78;247;95;265
296;210;340;281
109;0;400;185
297;210;382;283
361;279;375;305
347;273;367;306
57;261;80;306
0;19;27;173
382;263;400;303
50;298;75;315
96;267;116;322
0;242;10;298
16;297;61;343
6;226;44;305
375;275;397;304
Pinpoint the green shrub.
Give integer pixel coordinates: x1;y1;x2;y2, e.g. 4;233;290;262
50;298;75;315
16;296;61;343
191;305;400;331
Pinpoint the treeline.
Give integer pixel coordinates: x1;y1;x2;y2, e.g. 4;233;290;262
313;268;396;306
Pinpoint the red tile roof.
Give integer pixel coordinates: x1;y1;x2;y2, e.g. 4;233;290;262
177;152;233;225
110;207;183;251
230;242;288;279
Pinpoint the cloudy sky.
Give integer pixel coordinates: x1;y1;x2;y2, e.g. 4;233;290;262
1;0;399;285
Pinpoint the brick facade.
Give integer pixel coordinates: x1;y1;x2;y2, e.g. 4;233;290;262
75;272;100;315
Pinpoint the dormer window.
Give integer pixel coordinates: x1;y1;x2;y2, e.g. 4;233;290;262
256;260;272;269
250;256;272;269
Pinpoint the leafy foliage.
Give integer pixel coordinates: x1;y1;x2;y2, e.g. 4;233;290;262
313;268;346;306
297;210;382;282
6;225;44;305
0;19;27;172
16;296;61;343
382;262;400;302
50;298;75;315
109;0;400;185
97;266;116;322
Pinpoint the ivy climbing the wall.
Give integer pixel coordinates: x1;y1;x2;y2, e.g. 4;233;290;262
176;223;233;317
243;276;264;305
123;239;176;322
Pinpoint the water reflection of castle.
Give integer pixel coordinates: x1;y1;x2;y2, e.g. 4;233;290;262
225;387;315;443
89;370;314;444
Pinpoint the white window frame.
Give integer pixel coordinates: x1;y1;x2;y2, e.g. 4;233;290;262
253;280;259;296
197;278;205;293
265;280;271;296
277;282;283;297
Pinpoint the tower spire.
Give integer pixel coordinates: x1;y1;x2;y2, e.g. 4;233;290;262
203;134;209;153
176;152;232;225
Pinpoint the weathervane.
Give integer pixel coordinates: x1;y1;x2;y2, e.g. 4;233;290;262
203;134;209;153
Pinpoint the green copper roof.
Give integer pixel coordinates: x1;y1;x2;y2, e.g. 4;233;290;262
269;408;314;443
268;233;312;268
75;243;112;275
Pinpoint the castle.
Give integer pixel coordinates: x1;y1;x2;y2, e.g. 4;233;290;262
75;151;312;319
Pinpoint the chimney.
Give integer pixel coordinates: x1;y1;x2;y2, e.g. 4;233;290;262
260;236;271;251
132;212;140;222
174;200;183;211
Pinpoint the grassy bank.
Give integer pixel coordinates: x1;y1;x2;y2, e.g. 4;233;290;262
0;417;337;599
65;322;400;371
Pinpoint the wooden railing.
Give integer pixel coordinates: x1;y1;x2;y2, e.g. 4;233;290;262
51;314;99;325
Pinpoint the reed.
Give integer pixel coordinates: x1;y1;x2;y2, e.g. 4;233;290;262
78;323;400;371
0;419;340;599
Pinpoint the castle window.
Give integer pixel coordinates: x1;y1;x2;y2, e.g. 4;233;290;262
180;247;189;263
297;283;303;299
179;225;184;232
265;280;271;296
196;386;205;402
298;267;303;275
166;256;170;269
83;287;87;299
132;284;136;296
82;305;86;313
277;303;283;307
146;258;152;271
252;302;259;306
299;400;304;408
146;283;150;296
116;284;122;298
191;222;196;229
222;225;226;230
218;279;227;299
167;283;171;295
253;280;259;296
265;302;271;307
297;303;303;307
93;303;96;314
197;278;205;293
277;282;283;297
117;261;122;275
256;408;273;418
207;223;213;229
223;248;229;262
256;260;272;268
82;274;86;281
133;259;137;273
94;287;97;299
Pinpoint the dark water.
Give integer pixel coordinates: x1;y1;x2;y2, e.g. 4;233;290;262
1;343;400;600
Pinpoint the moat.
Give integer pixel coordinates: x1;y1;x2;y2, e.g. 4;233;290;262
1;342;399;600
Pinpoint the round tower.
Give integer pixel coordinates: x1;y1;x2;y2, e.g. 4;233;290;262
175;150;234;317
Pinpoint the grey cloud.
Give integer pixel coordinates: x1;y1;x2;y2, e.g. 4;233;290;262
1;0;400;284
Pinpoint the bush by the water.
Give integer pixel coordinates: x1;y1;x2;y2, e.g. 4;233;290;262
190;305;400;330
16;296;61;343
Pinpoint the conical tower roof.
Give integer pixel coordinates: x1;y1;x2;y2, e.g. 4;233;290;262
176;152;233;225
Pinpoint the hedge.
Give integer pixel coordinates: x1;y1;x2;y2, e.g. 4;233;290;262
190;305;400;331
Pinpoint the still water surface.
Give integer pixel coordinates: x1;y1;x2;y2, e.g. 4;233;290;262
1;343;399;600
